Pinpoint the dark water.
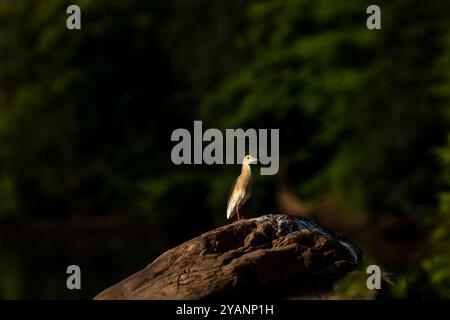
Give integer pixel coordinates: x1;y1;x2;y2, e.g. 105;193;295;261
0;219;191;299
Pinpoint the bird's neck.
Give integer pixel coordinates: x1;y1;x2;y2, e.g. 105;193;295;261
241;163;251;177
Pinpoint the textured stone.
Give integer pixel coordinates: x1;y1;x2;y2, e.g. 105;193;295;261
94;214;362;300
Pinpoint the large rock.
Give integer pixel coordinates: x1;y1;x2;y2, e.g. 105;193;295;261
94;214;362;300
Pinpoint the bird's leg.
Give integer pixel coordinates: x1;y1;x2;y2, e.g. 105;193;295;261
236;205;241;221
240;205;246;220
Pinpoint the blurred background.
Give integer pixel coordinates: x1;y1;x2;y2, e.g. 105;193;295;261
0;0;449;299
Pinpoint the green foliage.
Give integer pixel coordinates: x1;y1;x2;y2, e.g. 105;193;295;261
1;0;447;220
0;0;252;222
332;269;376;300
202;0;449;216
417;136;450;298
0;0;449;298
386;134;450;300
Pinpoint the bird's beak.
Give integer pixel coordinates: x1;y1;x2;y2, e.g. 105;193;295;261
249;156;258;164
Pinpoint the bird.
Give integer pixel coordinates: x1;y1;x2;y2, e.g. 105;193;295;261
226;155;258;220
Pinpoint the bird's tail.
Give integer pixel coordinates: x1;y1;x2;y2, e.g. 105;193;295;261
226;206;234;219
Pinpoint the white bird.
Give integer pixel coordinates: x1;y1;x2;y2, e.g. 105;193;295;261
226;155;258;220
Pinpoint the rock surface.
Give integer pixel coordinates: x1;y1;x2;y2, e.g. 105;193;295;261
94;214;362;300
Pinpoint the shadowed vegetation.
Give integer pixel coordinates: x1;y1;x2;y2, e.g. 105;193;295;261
0;0;449;299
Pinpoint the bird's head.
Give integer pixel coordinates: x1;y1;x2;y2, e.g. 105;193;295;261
243;154;258;165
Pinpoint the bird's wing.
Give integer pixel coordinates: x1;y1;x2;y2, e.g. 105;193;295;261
226;177;241;219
